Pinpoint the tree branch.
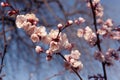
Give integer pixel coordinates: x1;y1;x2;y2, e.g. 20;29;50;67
89;0;107;80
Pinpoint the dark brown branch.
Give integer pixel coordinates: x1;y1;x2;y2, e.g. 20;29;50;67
89;0;107;80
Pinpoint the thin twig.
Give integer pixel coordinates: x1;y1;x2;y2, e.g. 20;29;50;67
89;0;107;80
45;70;65;80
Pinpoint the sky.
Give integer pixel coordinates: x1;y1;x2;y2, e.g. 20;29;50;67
102;0;120;24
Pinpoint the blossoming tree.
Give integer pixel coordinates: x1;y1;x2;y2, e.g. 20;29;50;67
0;0;120;80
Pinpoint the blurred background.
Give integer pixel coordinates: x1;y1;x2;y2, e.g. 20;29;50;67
0;0;120;80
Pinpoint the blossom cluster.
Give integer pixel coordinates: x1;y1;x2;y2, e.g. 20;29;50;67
97;19;120;40
77;26;97;46
94;48;120;66
64;50;83;71
86;0;120;41
16;13;84;71
87;0;103;17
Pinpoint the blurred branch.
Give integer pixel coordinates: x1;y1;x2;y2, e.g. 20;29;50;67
0;16;15;25
0;16;8;73
45;70;65;80
43;0;64;23
0;27;15;36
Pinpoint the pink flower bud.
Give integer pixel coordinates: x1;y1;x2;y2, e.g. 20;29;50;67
57;23;63;29
74;19;79;25
1;2;10;7
67;20;73;26
105;19;113;27
46;55;52;61
8;10;18;16
78;17;85;23
35;46;43;54
46;50;53;55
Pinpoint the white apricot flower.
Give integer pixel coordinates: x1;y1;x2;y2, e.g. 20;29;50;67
26;25;36;35
77;26;97;46
48;29;59;39
97;29;107;35
49;41;60;52
30;33;39;42
16;15;27;28
35;46;43;53
105;19;113;27
64;49;83;71
77;29;84;37
84;26;95;41
70;50;81;60
72;61;83;70
25;13;39;22
34;26;47;38
78;17;85;23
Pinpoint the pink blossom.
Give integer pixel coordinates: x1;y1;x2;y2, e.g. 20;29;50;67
46;55;52;61
67;20;73;25
57;23;63;29
25;13;39;24
110;31;120;40
77;29;84;37
70;50;81;60
105;19;113;27
16;15;27;28
97;29;107;35
30;33;39;42
35;46;43;54
64;50;83;71
34;26;47;38
94;51;105;62
16;13;39;29
49;41;60;52
26;25;36;35
48;29;59;39
78;17;85;23
72;61;83;70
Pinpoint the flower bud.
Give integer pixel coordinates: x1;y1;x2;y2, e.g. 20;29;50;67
66;20;73;26
8;10;18;16
57;23;63;29
46;55;52;61
1;2;10;7
35;46;43;54
78;17;85;23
